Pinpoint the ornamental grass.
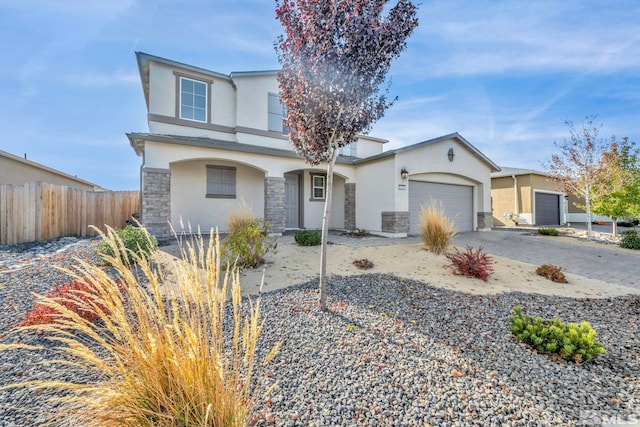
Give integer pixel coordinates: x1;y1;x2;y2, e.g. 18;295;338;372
418;201;458;255
0;226;280;426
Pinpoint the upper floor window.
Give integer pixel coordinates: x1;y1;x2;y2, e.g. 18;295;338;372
180;77;207;122
268;92;288;135
338;143;357;157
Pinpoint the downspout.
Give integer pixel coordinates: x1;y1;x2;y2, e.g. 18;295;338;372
139;146;145;225
512;175;519;225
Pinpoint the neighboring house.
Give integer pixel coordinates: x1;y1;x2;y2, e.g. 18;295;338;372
491;167;568;226
0;149;103;190
128;52;500;239
491;166;616;226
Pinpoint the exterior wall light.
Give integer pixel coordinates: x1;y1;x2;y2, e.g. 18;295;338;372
400;166;409;181
447;148;455;162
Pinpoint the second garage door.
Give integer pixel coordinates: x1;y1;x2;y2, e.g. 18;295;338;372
535;192;560;225
409;181;473;234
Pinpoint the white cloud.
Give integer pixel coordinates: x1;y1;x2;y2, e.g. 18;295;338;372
66;69;139;87
408;0;640;77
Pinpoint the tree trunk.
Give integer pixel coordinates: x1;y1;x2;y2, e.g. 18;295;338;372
585;183;592;240
319;147;337;311
612;217;618;237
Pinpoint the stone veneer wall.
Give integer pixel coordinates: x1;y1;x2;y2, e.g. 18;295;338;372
142;168;171;240
477;211;493;230
344;183;356;231
381;211;409;234
264;177;285;233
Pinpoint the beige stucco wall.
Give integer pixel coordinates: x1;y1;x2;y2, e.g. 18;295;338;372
355;136;385;158
0;156;97;190
354;157;396;232
170;159;265;233
301;172;345;229
395;137;493;231
491;173;566;226
233;74;279;131
147;61;237;136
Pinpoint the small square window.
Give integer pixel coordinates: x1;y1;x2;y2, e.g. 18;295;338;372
311;174;325;200
206;166;236;198
180;77;207;123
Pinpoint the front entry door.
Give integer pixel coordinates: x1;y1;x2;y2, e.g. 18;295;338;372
284;173;299;229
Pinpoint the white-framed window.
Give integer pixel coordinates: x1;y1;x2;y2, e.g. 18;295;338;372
310;173;325;201
268;92;288;135
206;166;236;198
180;77;207;122
339;143;357;157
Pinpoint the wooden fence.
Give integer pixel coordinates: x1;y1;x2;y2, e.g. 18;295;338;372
0;182;139;245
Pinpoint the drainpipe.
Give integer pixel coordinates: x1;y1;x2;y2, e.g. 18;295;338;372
512;175;519;225
139;145;145;224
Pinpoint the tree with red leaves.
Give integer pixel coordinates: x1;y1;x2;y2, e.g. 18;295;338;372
275;0;418;311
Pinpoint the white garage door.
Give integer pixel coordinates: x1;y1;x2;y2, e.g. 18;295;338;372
409;181;473;234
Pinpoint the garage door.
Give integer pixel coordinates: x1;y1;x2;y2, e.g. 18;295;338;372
409;181;473;234
535;193;560;225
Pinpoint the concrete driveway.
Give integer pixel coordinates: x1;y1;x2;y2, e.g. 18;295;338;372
453;229;640;291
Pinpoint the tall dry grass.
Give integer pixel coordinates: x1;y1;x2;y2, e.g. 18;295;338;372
418;201;458;255
0;226;280;426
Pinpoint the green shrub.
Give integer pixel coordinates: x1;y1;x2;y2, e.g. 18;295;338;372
536;264;567;283
222;208;274;268
444;245;494;282
620;229;640;250
510;306;606;363
419;201;457;255
538;227;559;236
98;225;157;266
294;229;322;246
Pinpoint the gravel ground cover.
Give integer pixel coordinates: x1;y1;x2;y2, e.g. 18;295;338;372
0;239;639;426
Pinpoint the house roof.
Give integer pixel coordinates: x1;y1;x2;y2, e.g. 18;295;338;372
491;166;550;178
354;132;501;172
0;149;104;189
126;133;360;164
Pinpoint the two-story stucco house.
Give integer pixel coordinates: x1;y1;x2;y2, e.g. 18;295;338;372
127;52;500;240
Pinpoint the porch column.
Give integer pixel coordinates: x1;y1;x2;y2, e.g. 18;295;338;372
264;177;285;234
345;183;356;230
142;167;171;240
477;212;493;231
381;211;409;233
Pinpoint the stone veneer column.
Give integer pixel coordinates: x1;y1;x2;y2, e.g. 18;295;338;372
344;183;356;231
142;168;171;240
381;211;410;233
264;177;285;234
477;211;494;230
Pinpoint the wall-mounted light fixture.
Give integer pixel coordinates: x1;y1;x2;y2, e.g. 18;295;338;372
447;148;455;162
400;166;409;181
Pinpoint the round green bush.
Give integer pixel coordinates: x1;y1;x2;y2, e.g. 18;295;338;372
98;226;158;265
620;229;640;250
294;229;321;246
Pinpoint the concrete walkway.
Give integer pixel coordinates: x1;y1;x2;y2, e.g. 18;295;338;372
328;229;640;291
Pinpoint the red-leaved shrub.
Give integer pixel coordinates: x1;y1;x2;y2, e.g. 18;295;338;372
445;245;495;282
21;279;114;327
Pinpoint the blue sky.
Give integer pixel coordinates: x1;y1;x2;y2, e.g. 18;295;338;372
1;0;638;190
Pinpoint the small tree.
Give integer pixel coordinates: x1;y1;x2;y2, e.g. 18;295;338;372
544;116;608;240
591;137;640;236
275;0;418;310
